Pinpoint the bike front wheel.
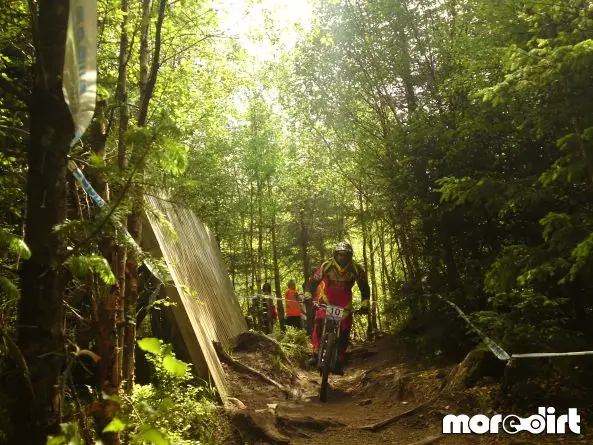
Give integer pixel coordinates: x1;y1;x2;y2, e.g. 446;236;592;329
319;331;335;402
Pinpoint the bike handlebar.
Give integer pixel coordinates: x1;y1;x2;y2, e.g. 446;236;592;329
313;301;365;315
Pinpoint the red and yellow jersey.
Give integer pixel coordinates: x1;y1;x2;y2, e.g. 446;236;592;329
305;258;370;313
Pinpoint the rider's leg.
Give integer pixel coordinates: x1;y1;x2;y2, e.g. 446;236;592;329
310;309;325;365
337;315;353;363
331;322;351;374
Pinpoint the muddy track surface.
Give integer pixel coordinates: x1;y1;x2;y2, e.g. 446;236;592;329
219;333;591;445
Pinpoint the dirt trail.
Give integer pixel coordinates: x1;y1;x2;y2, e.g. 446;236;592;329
219;333;590;445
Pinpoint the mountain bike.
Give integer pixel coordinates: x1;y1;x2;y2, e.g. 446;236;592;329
315;302;346;402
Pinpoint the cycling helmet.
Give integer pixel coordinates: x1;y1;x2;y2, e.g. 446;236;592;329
333;241;353;267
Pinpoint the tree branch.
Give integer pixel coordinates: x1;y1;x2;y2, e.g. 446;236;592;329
138;0;167;126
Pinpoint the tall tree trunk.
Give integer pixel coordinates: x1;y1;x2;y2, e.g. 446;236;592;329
249;181;256;293
11;1;73;442
84;22;123;441
270;191;285;329
117;0;131;394
298;208;310;283
357;193;372;337
358;193;369;272
394;3;417;114
378;220;392;295
122;0;167;393
138;0;151;126
257;179;263;288
368;223;379;333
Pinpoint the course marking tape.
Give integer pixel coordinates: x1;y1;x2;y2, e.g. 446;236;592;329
431;293;593;361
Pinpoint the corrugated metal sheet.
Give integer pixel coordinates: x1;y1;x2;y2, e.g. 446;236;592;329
144;195;247;400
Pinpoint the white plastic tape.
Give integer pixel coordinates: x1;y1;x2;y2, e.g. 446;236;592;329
432;293;593;361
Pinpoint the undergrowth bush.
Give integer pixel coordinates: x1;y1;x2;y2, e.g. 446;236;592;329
121;340;218;445
46;339;219;445
274;326;310;368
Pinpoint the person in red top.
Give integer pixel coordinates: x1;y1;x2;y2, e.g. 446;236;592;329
284;279;302;329
304;241;370;374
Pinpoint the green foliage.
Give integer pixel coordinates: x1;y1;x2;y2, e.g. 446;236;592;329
0;276;19;299
137;337;162;355
275;326;310;367
46;422;83;445
4;0;593;436
566;231;593;282
64;255;117;285
474;288;574;353
123;339;218;444
0;228;30;260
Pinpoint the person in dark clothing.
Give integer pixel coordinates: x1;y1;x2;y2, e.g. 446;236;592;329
261;282;277;333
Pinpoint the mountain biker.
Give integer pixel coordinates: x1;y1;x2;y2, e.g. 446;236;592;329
304;241;370;374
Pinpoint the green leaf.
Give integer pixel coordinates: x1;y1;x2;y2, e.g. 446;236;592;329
103;417;126;433
46;436;66;445
565;231;593;281
64;255;116;285
88;152;106;167
46;422;82;445
9;237;31;259
162;355;188;377
0;276;19;298
0;228;31;259
138;427;170;445
138;337;162;355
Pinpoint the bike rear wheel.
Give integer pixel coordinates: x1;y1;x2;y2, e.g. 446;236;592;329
319;332;335;402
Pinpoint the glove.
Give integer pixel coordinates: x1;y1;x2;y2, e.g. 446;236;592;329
304;291;313;302
359;299;370;315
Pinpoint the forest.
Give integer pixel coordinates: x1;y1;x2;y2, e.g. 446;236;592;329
1;0;593;443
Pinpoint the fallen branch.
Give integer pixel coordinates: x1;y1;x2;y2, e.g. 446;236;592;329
213;341;291;396
360;394;439;432
407;435;442;445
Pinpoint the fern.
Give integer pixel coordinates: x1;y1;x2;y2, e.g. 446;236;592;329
65;255;116;285
563;231;593;282
0;276;19;298
0;228;31;260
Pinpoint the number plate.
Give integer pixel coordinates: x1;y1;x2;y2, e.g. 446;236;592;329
325;304;344;321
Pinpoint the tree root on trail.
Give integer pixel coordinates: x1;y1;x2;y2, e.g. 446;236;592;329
276;411;345;433
359;394;439;432
228;408;291;444
348;346;379;359
360;356;467;432
406;435;443;445
213;340;292;397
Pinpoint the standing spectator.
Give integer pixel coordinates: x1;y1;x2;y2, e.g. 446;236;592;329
298;288;308;330
262;282;277;333
302;269;317;336
284;279;302;329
